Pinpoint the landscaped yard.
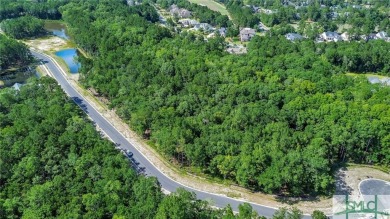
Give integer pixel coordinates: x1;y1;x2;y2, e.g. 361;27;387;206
187;0;229;16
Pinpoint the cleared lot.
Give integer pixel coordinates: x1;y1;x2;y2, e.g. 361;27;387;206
187;0;229;15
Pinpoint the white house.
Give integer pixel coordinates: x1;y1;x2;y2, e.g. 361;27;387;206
376;31;388;40
320;31;342;42
285;33;303;41
193;23;214;32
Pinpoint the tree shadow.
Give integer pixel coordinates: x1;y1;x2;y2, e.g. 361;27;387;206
274;194;321;205
334;167;353;195
72;96;89;113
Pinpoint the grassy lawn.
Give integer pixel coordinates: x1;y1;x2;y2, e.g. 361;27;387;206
187;0;229;16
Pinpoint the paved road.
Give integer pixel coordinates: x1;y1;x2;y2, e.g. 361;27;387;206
359;179;390;214
32;50;310;218
360;179;390;195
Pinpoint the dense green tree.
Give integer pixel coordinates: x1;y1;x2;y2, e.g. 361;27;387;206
0;78;245;218
58;0;390;196
1;16;45;39
0;35;32;71
0;0;67;21
311;210;328;219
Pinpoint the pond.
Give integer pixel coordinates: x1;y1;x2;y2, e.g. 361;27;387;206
55;49;81;74
44;22;70;40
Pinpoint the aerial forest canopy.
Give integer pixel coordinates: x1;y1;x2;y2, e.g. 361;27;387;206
0;0;67;21
1;78;268;218
1;15;45;39
58;0;390;196
0;35;32;72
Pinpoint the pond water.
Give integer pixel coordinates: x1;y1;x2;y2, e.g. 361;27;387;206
55;49;81;74
44;22;70;40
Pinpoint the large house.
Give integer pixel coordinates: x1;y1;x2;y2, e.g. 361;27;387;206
375;31;388;40
240;28;256;42
207;28;227;38
320;31;342;42
285;33;303;41
170;5;192;18
193;23;214;32
364;31;390;42
178;19;199;27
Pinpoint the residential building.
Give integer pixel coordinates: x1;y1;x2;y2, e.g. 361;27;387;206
207;28;227;38
320;31;342;42
376;31;388;40
193;23;214;32
240;28;256;42
170;4;192;18
178;19;199;27
218;28;226;37
285;33;303;41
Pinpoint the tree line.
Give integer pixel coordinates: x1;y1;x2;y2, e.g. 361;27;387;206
0;35;32;72
0;0;67;21
226;0;259;28
217;0;390;35
1;15;45;39
59;0;390;196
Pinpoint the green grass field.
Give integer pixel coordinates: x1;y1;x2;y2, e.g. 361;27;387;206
187;0;229;16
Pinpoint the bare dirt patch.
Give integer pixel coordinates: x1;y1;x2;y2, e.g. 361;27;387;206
24;36;70;52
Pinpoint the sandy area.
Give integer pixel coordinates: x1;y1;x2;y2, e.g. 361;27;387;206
24;36;69;52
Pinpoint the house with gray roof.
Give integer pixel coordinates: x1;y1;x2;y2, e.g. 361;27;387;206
320;31;342;42
170;5;192;18
193;23;214;32
285;33;303;41
178;19;199;27
240;28;256;42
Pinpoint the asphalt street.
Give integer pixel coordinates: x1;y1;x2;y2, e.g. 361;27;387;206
32;50;310;218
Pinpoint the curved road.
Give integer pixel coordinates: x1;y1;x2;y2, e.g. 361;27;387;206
32;50;309;218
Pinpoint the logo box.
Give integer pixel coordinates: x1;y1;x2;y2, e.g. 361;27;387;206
333;195;390;219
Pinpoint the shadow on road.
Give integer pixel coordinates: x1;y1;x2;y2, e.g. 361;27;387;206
71;96;89;113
